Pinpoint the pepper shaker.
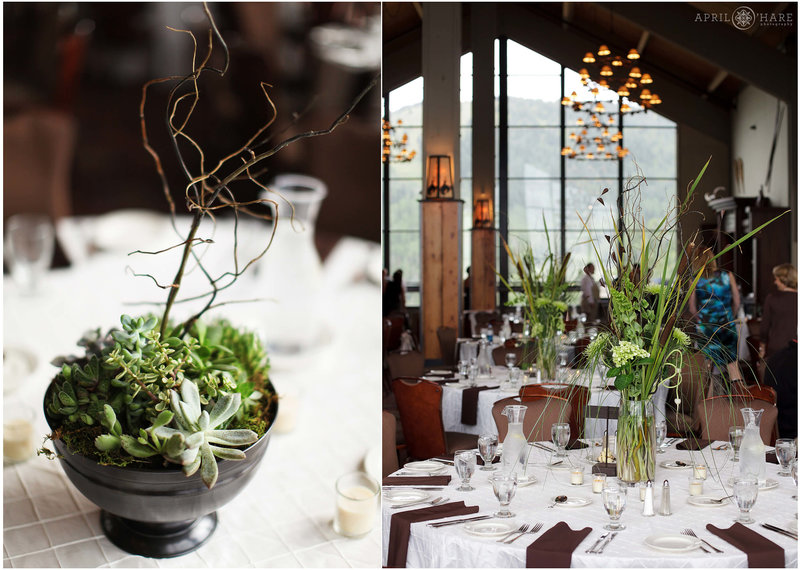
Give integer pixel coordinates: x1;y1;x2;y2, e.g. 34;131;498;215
642;480;655;516
658;480;672;516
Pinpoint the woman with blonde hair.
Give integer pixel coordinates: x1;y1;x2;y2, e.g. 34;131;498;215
760;263;797;358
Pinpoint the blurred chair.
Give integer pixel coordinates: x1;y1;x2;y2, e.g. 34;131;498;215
492;342;523;366
697;395;778;446
472;310;501;335
385;315;404;351
570;336;591;368
743;384;777;406
382;411;400;477
386;350;424;380
519;383;589;441
491;395;572;442
436;326;457;366
392;378;478;460
665;351;709;437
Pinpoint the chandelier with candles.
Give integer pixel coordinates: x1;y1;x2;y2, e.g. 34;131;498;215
382;119;416;163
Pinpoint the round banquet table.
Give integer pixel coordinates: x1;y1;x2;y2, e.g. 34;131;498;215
381;442;798;568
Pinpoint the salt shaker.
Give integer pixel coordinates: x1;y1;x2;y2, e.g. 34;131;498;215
658;480;672;516
641;480;655;516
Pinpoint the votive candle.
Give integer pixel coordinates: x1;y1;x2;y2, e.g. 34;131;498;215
693;464;707;480
3;401;35;464
570;467;584;485
592;473;607;493
334;472;379;537
688;477;704;496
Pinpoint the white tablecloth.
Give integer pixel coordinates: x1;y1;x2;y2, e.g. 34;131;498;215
4;214;382;567
382;443;798;567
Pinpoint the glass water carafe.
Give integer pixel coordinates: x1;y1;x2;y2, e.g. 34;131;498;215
738;407;766;483
501;405;528;478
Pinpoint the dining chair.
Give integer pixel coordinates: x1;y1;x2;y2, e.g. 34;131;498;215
519;383;589;440
386;350;424;380
491;343;524;366
382;410;400;477
665;351;709;437
697;395;778;446
391;378;478;460
436;326;457;366
570;336;591;368
491;395;572;442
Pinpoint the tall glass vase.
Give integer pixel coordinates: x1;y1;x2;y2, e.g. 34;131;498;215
616;398;656;483
536;335;557;381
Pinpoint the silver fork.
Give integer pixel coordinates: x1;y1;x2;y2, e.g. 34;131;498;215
496;523;529;542
682;528;724;553
505;522;544;544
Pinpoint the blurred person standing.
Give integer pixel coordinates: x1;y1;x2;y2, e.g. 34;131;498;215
580;263;599;321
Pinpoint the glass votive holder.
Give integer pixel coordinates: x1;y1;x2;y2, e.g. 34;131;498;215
4;399;36;464
693;464;707;480
570;465;585;485
333;472;379;538
688;477;704;496
592;472;607;493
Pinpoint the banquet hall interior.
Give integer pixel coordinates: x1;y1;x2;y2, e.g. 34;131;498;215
381;3;797;566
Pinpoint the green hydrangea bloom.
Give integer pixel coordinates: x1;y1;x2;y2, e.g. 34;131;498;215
672;327;691;347
611;340;650;367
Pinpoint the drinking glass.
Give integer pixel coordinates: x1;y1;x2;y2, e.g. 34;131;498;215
467;363;478;387
791;458;797;499
457;360;469;383
728;427;744;462
505;352;517;369
551;422;570;458
602;485;627;531
5;214;55;294
775;438;796;477
478;434;498;470
490;472;517;518
733;476;759;524
655;420;667;454
508;367;522;390
454;450;477;491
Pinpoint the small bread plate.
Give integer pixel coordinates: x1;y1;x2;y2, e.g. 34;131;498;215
403;461;447;473
644;534;701;553
687;496;730;507
659;460;693;470
516;474;538;487
383;489;430;505
553;496;592;508
463;519;518;537
726;478;779;491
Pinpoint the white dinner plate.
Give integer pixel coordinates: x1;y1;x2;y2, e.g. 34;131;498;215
463;519;518;537
403;461;447;473
644;534;701;553
517;474;538;487
660;460;693;470
554;496;592;508
547;462;572;471
383;489;430;504
726;478;779;491
426;370;452;376
687;496;730;507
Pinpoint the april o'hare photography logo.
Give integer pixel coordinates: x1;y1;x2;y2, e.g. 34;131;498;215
695;5;793;29
732;6;756;30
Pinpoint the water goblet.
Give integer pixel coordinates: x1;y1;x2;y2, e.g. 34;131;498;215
655;420;667;454
775;438;797;477
467;363;478;387
490;472;517;518
728;427;744;462
505;352;517;369
551;422;570;458
457;360;469;383
5;214;55;294
454;450;477;491
733;476;759;524
791;459;797;500
478;434;498;470
602;485;627;531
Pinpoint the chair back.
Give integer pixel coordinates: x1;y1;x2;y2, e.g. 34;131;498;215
492;395;572;442
743;384;777;406
519;383;589;439
386;350;424;380
382;411;400;477
392;378;447;459
571;336;591;368
492;344;524;366
436;326;457;365
697;395;778;445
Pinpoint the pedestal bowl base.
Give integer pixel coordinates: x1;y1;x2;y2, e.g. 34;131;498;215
101;511;217;558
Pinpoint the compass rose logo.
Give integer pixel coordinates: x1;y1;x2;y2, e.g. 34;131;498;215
733;6;756;30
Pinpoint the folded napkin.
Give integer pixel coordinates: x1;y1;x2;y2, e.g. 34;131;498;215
677;438;711;451
766;450;780;465
461;385;499;425
526;522;592;568
387;501;480;567
706;522;785;568
382;476;452;487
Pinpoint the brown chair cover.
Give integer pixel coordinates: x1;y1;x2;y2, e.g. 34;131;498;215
520;383;589;440
697;396;778;446
382;411;400;477
743;384;777;406
665;351;708;436
436;326;457;366
492;343;524;366
386;350;424;380
385;316;405;351
391;378;477;460
571;336;591;368
492;395;572;442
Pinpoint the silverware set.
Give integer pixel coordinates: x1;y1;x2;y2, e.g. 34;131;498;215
495;522;544;543
761;523;798;540
390;496;449;509
586;531;617;553
427;515;492;528
681;528;723;553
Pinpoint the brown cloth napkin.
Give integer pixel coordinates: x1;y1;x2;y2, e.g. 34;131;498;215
706;522;785;568
461;385;499;425
387;501;480;567
526;522;592;568
383;476;452;486
766;450;780;464
677;438;711;451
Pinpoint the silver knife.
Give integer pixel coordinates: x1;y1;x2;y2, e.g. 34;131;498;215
428;515;492;528
761;524;798;540
430;458;455;465
585;532;609;553
596;531;618;554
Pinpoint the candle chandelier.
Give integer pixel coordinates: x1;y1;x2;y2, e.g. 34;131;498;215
561;98;629;161
381;119;416;163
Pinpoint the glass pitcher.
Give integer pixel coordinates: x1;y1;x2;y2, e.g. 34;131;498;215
501;405;528;478
476;339;492;376
738;407;766;483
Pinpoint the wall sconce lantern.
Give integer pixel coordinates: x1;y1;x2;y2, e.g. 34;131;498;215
474;197;493;228
425;155;454;199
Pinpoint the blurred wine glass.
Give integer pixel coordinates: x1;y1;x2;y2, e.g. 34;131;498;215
5;214;55;294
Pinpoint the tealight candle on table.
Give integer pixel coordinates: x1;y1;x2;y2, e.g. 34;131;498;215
592;473;607;493
693;464;707;480
688;477;704;496
3;400;35;464
570;466;584;485
334;472;379;538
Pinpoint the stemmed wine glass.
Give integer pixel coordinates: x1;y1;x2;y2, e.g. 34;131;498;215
602;485;627;531
655;421;667;454
478;434;498;471
551;423;570;458
728;427;744;462
454;450;477;491
505;352;517;369
490;472;517;518
733;476;759;524
775;438;797;477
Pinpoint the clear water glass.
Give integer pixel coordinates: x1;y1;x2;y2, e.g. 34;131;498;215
775;438;796;477
5;214;55;294
551;422;570;457
457;360;469;382
728;427;744;462
508;367;522;389
505;352;517;368
791;459;797;499
733;476;759;524
468;363;478;387
602;485;627;530
490;472;517;518
478;434;498;470
655;421;667;454
454;450;477;491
